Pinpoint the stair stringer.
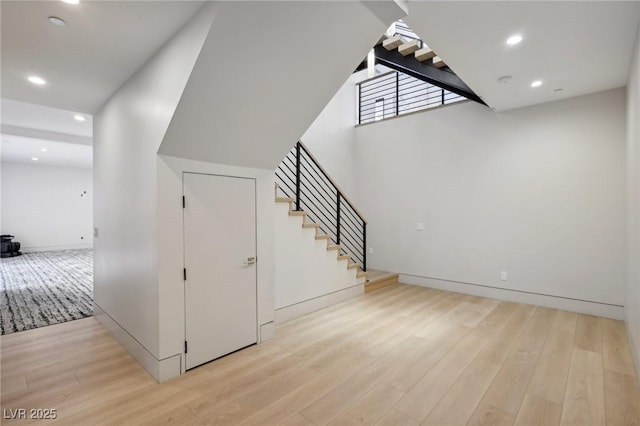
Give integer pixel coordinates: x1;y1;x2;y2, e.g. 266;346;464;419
274;199;366;324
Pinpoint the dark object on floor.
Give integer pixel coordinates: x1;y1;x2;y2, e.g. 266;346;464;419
0;235;22;258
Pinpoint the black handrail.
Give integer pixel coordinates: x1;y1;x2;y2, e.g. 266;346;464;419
276;141;367;271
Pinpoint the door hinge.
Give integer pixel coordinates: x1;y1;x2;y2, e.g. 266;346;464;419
184;340;188;354
183;268;187;281
182;196;185;208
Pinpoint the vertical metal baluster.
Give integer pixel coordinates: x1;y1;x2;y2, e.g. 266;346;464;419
395;72;400;117
363;222;367;272
357;84;362;125
295;143;301;211
336;193;341;245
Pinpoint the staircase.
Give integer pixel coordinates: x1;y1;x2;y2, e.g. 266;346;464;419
357;20;484;106
274;142;369;321
274;194;367;281
275;142;367;276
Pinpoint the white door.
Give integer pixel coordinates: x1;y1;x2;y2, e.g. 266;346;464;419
183;173;257;370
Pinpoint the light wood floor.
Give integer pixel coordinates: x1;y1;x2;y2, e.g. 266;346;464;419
2;284;640;425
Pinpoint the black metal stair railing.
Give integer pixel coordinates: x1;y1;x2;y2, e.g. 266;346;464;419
276;142;367;271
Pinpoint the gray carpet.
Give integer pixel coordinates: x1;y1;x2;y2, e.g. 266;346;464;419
0;249;93;335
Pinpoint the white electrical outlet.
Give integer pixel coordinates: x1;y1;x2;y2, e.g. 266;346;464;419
369;247;374;254
416;223;425;231
501;271;507;281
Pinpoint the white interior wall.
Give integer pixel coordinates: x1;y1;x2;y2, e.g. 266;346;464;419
303;79;627;319
355;89;626;318
92;4;212;381
301;71;364;197
625;25;640;374
1;162;92;251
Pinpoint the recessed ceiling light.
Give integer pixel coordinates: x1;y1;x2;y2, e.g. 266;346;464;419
48;16;66;26
61;0;80;4
28;76;46;85
74;115;86;122
531;80;543;88
32;157;39;161
41;148;49;152
506;35;523;45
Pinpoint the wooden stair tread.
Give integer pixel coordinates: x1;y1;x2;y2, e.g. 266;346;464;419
432;55;446;68
398;40;420;56
302;223;320;228
275;197;293;203
375;34;389;46
356;271;368;278
347;263;361;269
337;255;351;261
365;270;399;293
289;210;306;216
415;47;435;62
327;245;341;251
382;35;403;50
315;235;330;240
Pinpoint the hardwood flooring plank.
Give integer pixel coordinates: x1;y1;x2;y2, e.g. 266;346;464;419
326;383;404;426
375;409;420;426
467;307;556;424
560;348;605;425
602;318;637;377
421;358;501;426
604;369;640;425
394;328;494;420
513;393;563;426
476;303;536;365
574;314;602;353
526;329;575;403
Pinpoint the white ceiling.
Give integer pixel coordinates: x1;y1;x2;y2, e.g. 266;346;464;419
406;1;640;111
2;98;92;138
1;135;92;169
1;1;204;114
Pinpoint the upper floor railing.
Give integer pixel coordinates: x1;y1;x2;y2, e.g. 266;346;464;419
357;70;465;125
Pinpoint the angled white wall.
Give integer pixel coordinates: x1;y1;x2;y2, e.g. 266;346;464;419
93;4;212;381
625;24;640;374
301;71;365;197
1;162;92;252
158;1;405;169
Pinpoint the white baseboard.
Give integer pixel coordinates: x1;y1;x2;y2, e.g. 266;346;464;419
275;284;364;324
259;321;275;342
22;243;93;253
400;274;624;320
93;304;181;382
